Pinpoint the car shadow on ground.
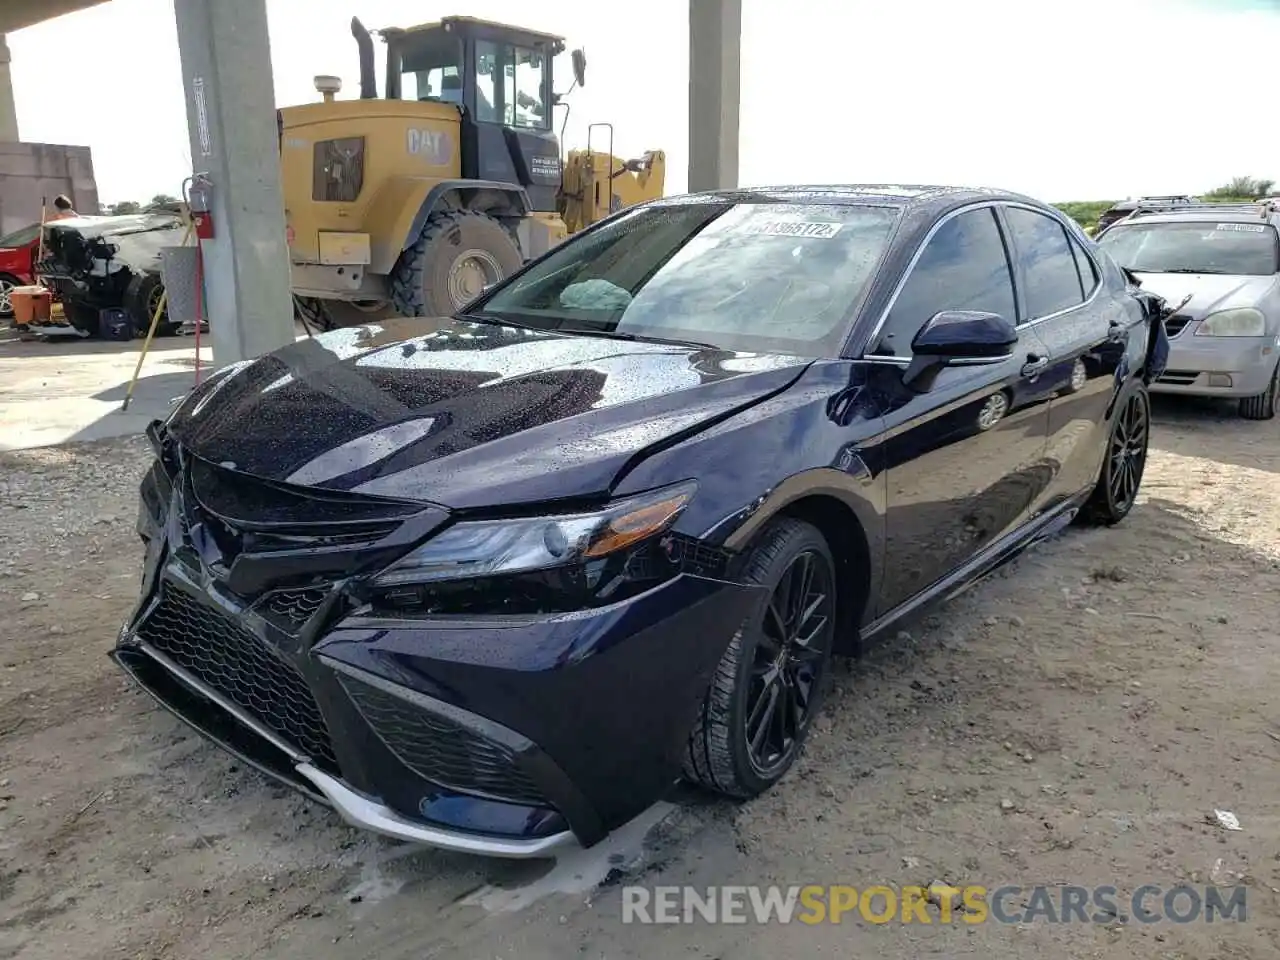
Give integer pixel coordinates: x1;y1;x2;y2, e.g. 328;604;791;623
89;370;203;405
1148;394;1279;475
251;496;1280;960
0;327;200;357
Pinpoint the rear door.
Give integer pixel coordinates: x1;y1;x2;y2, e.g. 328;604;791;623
868;205;1054;616
999;204;1127;507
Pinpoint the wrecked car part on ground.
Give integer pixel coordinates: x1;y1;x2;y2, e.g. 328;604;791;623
38;209;190;337
115;185;1163;857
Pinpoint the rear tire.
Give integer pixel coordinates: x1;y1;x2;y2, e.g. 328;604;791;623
1239;361;1279;421
389;211;523;318
684;518;837;799
1080;383;1150;526
0;273;20;320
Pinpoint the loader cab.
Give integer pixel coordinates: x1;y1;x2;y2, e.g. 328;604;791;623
383;17;567;212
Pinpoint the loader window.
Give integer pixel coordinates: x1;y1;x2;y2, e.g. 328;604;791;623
475;40;550;129
394;32;463;103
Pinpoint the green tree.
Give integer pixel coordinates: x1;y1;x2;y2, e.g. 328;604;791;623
1204;176;1276;200
150;193;179;207
104;200;142;215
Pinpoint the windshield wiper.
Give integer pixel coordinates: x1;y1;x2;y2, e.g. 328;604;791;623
558;327;720;350
1160;268;1226;275
456;311;543;332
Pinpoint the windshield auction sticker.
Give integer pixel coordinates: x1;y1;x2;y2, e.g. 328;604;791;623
1213;223;1267;233
738;220;844;239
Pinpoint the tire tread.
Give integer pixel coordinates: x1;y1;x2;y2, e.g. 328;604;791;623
390;210;519;317
1239;362;1279;421
683;517;828;798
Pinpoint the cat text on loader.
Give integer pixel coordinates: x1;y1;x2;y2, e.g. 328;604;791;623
280;16;665;327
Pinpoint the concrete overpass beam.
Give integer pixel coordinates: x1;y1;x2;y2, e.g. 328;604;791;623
0;36;17;142
687;0;741;193
174;0;293;364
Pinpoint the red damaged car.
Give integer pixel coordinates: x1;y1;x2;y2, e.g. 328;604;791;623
0;222;40;319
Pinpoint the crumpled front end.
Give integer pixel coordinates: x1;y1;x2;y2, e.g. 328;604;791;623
114;422;761;856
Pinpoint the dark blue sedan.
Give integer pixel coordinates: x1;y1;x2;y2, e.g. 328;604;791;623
114;185;1169;858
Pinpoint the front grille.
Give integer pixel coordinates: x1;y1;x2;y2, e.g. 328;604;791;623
339;675;549;807
138;588;339;772
313;137;365;202
263;587;329;629
1164;314;1193;337
1158;370;1200;386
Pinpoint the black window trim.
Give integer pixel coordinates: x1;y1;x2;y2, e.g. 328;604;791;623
861;200;1022;364
1066;229;1100;298
999;201;1105;327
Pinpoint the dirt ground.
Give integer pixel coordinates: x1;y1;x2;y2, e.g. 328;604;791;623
1;395;1278;960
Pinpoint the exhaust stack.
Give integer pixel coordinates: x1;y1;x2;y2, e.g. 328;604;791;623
351;17;377;99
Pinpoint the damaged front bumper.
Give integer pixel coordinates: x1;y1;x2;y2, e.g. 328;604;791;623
113;441;761;857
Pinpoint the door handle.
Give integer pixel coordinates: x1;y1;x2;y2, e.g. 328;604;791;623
1021;354;1049;377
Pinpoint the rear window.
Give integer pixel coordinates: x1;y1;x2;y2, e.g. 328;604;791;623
1098;220;1280;276
478;201;901;356
0;224;38;248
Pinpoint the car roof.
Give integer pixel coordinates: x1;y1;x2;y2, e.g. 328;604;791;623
1109;206;1280;228
653;184;1054;218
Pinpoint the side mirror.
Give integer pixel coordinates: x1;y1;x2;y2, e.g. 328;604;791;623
903;310;1018;392
571;49;587;89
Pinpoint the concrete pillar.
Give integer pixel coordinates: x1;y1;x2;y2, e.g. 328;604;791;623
173;0;293;364
0;36;18;142
687;0;741;193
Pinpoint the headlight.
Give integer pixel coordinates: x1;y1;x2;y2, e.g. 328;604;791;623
371;480;697;588
1195;308;1266;338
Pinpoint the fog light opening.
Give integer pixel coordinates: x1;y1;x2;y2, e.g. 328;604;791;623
1207;373;1233;388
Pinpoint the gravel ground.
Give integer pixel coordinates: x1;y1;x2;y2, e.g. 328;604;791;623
0;397;1278;960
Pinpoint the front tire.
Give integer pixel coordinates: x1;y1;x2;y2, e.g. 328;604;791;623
1239;361;1279;421
1080;383;1150;525
389;211;523;318
124;273;178;337
684;518;837;799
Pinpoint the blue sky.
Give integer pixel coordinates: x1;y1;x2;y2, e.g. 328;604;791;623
10;0;1280;205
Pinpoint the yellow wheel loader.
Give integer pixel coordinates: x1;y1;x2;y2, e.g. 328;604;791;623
279;16;666;327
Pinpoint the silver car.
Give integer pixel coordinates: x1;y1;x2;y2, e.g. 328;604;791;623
1097;202;1280;420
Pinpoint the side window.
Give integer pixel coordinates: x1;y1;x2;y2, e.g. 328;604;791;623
1004;207;1085;318
1069;234;1099;297
872;208;1016;357
474;42;549;129
474;41;501;123
507;46;549;129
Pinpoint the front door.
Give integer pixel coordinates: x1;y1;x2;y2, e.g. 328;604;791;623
998;205;1132;508
866;205;1055;616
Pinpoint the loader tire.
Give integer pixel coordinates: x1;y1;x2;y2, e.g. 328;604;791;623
389;211;523;318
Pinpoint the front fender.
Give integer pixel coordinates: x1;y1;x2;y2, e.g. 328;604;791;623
610;361;889;625
365;178;532;274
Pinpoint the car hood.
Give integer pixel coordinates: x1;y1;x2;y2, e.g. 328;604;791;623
45;212;181;239
1131;271;1277;318
167;317;813;509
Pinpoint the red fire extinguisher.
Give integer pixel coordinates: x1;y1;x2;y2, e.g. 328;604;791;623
188;173;215;240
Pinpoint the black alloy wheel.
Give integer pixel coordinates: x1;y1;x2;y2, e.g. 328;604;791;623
685;518;838;798
1081;384;1150;525
746;547;835;776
